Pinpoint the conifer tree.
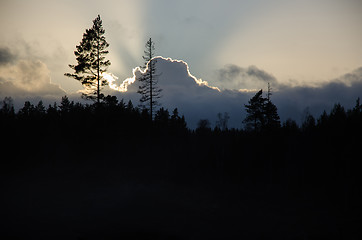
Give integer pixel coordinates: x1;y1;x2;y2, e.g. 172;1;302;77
243;84;280;131
65;15;110;103
19;101;35;118
154;107;169;125
243;90;266;131
137;38;162;119
264;83;280;129
35;100;46;116
169;108;187;132
59;95;73;115
302;111;316;133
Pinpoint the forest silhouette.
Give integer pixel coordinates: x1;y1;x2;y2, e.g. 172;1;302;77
1;93;361;239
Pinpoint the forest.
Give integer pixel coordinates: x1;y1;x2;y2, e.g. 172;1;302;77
0;93;361;240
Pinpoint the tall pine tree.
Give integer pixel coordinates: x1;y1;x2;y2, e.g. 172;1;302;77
137;38;162;119
65;15;110;103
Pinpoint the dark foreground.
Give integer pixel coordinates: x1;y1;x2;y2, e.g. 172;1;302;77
1;100;361;239
1;131;361;240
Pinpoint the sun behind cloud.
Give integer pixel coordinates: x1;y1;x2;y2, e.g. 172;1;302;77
105;56;220;93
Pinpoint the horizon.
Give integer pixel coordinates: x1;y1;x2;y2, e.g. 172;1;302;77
2;55;361;129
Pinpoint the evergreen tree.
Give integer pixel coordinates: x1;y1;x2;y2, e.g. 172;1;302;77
351;97;362;133
283;118;299;134
243;90;266;131
35;100;46;115
171;108;180;122
47;102;58;117
329;103;346;135
65;15;110;103
154;107;170;126
301;108;316;133
19;101;35;118
353;97;361;114
170;108;187;131
349;98;362;124
264;101;280;128
137;38;162;119
329;103;346;123
59;96;73;115
243;85;280;132
103;95;118;107
126;100;134;112
264;83;280;130
317;110;329;129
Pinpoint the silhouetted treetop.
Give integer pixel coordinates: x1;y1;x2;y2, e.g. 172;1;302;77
243;90;266;131
243;86;281;132
65;15;110;103
137;38;162;118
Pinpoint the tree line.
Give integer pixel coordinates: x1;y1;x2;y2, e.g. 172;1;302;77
1;13;362;211
1;94;362;239
1;94;361;139
0;95;188;140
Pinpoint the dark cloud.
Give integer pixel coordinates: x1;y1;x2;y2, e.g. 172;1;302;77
246;66;277;83
112;58;362;129
274;82;362;124
274;67;362;122
217;64;277;90
111;58;259;128
0;47;16;66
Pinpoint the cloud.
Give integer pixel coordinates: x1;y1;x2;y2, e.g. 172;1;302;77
0;45;66;99
216;64;277;90
108;56;221;94
111;57;362;129
0;47;17;66
333;67;362;86
109;57;252;128
2;52;359;129
273;67;362;123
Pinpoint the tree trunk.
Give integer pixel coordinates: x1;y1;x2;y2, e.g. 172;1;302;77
149;41;153;120
97;36;100;104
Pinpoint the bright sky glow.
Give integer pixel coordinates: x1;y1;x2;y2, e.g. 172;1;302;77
0;0;361;96
102;72;136;92
99;56;222;94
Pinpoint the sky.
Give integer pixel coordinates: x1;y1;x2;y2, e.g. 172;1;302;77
0;0;362;128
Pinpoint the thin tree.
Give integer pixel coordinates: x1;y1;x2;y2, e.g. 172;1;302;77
216;112;230;131
65;15;110;103
301;108;316;133
137;38;162;119
264;83;280;129
266;82;272;102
